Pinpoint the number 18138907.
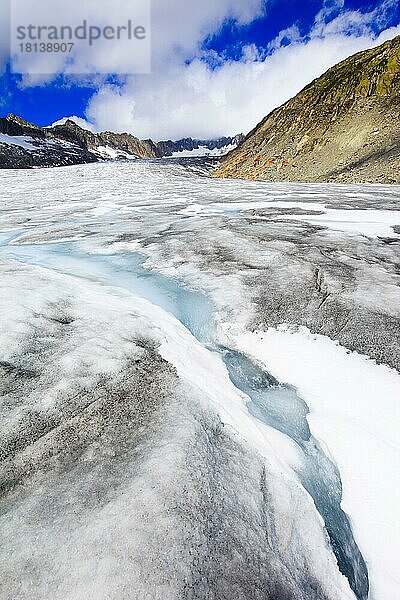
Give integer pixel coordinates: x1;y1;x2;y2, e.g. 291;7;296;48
18;43;75;53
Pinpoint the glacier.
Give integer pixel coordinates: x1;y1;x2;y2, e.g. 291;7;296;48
0;159;399;600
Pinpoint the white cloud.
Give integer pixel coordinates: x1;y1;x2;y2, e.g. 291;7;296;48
312;0;398;37
86;21;400;140
7;0;264;77
150;0;265;66
4;0;399;140
0;0;10;75
10;0;152;76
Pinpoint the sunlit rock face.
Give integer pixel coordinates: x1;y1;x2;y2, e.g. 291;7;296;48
1;159;399;600
214;36;400;184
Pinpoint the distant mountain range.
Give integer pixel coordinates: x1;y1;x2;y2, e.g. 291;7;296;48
0;114;244;169
3;35;399;181
214;35;400;184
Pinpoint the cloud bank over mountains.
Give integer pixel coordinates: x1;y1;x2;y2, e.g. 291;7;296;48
2;0;400;139
85;0;400;139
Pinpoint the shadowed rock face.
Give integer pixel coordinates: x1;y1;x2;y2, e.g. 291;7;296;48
214;35;400;184
0;137;100;169
0;114;45;138
0;115;158;167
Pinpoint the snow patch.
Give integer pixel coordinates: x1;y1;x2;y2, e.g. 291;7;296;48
281;207;400;238
0;133;39;151
95;145;137;160
170;142;238;158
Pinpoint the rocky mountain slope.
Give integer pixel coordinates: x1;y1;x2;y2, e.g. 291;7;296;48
0;115;100;168
0;114;242;168
214;35;400;184
50;119;158;159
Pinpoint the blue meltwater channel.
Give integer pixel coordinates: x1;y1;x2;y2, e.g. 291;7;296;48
1;238;369;600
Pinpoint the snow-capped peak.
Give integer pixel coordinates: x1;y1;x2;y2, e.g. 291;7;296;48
48;116;97;132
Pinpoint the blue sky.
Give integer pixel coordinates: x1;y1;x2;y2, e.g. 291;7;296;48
0;0;399;138
204;0;398;57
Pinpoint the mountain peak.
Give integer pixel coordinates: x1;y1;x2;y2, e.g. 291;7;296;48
6;113;41;129
54;119;84;131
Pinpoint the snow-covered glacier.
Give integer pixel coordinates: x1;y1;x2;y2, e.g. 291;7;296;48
0;159;399;600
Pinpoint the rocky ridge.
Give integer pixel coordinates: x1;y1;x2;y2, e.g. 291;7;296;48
157;134;244;157
214;35;400;184
0;114;243;168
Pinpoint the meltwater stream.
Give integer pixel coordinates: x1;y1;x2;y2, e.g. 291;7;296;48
2;238;369;600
